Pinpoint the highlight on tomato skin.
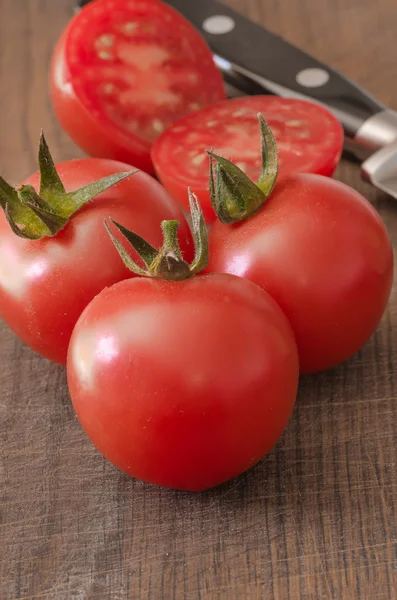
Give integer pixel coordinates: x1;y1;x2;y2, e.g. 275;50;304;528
151;95;344;223
50;0;226;174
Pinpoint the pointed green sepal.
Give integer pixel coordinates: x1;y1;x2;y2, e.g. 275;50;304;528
0;132;138;239
0;177;50;239
104;221;149;277
18;185;68;235
207;151;265;224
105;190;208;282
63;170;138;218
0;175;19;208
39;131;66;200
188;188;209;274
4;204;39;239
256;114;278;196
207;113;279;224
108;221;158;269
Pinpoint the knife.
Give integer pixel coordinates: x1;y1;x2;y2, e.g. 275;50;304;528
77;0;397;199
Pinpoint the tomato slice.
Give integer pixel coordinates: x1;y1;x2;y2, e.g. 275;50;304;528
50;0;226;173
151;96;344;221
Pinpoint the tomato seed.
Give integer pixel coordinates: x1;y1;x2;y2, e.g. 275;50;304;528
96;34;115;48
98;50;114;61
191;154;206;166
103;83;116;95
296;130;311;138
121;22;138;35
233;109;248;117
152;119;165;133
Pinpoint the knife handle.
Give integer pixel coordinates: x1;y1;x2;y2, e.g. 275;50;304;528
162;0;397;154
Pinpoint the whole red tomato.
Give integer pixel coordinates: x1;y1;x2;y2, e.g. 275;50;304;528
0;141;192;364
67;274;299;491
207;173;393;373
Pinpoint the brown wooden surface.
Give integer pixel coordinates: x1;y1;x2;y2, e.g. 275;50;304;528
1;0;397;598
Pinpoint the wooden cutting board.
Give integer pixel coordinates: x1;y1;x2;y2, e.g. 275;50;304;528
1;0;397;598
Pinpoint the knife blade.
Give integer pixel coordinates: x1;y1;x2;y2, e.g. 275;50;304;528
76;0;397;199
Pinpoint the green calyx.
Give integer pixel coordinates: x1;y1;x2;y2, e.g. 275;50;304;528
0;132;137;240
105;189;208;281
207;113;278;224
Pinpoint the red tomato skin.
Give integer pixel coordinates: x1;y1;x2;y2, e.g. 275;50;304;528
154;163;215;224
67;274;299;492
50;30;154;174
206;174;394;374
0;159;193;364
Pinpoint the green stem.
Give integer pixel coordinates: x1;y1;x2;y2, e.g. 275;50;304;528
160;220;183;260
105;190;208;281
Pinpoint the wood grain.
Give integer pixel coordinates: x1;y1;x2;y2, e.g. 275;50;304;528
1;0;397;598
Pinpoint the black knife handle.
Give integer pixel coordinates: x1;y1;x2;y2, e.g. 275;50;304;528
162;0;387;139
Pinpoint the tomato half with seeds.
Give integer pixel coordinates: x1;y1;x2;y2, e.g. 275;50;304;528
151;96;344;222
50;0;226;173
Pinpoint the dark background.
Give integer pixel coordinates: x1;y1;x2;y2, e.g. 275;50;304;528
1;0;397;598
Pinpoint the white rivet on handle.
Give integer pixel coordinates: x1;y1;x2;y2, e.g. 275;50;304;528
203;15;236;35
296;68;330;88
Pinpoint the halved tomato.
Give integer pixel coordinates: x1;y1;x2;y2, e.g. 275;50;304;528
50;0;226;173
151;96;344;222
